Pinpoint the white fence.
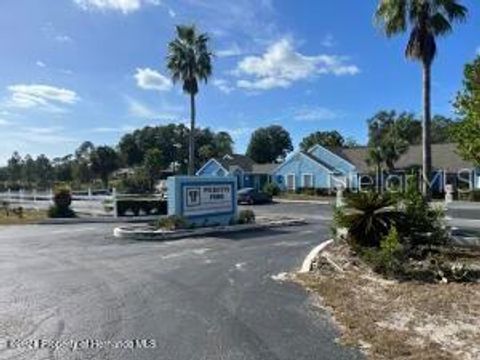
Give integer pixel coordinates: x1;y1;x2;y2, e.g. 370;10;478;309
0;188;115;217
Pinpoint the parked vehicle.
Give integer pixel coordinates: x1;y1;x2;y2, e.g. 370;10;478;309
237;188;272;205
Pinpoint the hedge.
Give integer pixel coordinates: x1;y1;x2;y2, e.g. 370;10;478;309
116;199;167;217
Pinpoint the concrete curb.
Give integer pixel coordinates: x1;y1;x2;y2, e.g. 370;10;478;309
113;218;308;241
37;215;161;225
299;239;334;273
274;198;331;205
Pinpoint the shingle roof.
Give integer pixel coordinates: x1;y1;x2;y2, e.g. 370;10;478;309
327;143;476;173
395;143;475;172
251;163;278;174
302;151;339;172
215;154;256;172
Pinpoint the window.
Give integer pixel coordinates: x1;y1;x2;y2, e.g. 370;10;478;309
286;174;295;190
302;174;313;188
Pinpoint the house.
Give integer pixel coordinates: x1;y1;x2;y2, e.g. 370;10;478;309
196;154;277;190
273;143;480;192
198;144;480;193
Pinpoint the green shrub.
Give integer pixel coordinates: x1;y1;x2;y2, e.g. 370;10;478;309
238;209;256;224
116;199;167;217
157;215;187;230
335;192;404;248
361;228;404;276
1;201;10;216
118;169;153;194
263;182;280;197
402;186;448;247
48;186;76;218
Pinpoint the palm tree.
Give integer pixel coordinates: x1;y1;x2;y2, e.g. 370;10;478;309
167;25;213;176
375;0;467;197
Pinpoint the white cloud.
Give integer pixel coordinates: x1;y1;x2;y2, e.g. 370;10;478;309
213;79;234;94
55;35;73;43
5;84;79;112
476;46;480;55
125;97;182;120
92;125;136;133
293;106;340;121
36;61;46;68
321;34;335;48
0;119;10;126
217;43;244;58
134;68;172;92
74;0;160;14
235;38;359;90
168;8;176;18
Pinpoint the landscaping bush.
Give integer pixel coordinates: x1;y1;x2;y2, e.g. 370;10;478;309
402;185;448;247
157;215;187;230
335;192;404;248
48;187;76;218
116;199;167;217
238;209;255;224
361;227;405;276
263;182;280;197
118;169;152;194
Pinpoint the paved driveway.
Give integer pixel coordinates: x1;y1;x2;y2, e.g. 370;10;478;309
0;204;361;360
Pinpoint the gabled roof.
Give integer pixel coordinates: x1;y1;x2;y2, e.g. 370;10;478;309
273;151;338;174
216;154;256;172
327;143;477;173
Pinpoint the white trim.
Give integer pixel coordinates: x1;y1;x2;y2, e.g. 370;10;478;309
196;158;229;176
285;173;296;191
302;173;314;188
307;144;356;170
273;151;334;175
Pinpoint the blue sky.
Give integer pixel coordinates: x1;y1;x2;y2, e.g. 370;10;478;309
0;0;478;165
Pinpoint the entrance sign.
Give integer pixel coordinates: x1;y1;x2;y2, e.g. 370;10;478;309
183;184;233;217
167;176;237;226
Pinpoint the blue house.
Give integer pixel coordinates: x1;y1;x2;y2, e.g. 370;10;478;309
198;144;480;193
196;154;277;190
272;145;363;191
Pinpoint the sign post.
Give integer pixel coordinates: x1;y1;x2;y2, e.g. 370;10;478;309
167;176;237;227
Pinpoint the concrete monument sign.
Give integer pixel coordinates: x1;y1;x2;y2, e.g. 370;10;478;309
167;176;237;226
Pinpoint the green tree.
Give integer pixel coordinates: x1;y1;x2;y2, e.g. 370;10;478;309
247;125;293;164
143;148;164;189
167;25;213;175
453;55;480;166
7;152;23;183
118;133;143;166
299;131;345;151
35;154;53;188
375;0;467;196
90;146;119;188
214;131;234;156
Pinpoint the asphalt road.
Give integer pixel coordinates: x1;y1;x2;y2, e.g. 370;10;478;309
0;203;361;360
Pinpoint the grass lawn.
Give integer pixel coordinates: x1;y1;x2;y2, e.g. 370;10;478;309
0;209;48;225
296;243;480;360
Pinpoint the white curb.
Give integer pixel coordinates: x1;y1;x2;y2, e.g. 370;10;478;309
299;239;334;273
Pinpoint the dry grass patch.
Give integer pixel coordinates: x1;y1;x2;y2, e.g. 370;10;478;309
0;209;47;225
296;243;480;360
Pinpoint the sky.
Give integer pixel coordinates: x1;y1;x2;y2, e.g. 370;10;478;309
0;0;478;165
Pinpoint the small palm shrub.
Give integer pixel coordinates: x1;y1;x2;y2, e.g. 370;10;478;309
48;187;76;218
335;192;404;248
238;209;255;224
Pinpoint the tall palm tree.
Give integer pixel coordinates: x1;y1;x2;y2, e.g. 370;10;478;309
375;0;467;197
167;25;213;176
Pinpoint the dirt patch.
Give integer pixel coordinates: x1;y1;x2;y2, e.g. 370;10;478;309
296;243;480;360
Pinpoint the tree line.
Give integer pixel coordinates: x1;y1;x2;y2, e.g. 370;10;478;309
0;109;461;191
